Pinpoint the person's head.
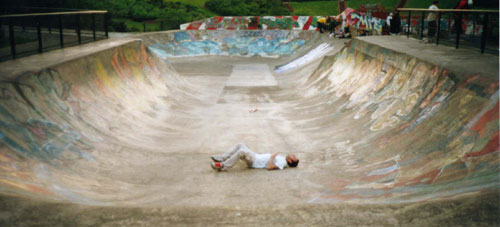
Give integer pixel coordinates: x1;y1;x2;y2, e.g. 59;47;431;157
286;154;299;167
433;1;438;5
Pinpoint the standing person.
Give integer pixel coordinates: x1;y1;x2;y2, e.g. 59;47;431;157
390;11;401;35
455;0;472;34
210;143;299;171
386;12;393;34
427;1;439;40
455;0;471;9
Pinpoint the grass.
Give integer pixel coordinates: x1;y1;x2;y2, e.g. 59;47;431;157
289;0;404;16
346;0;401;11
405;0;460;9
290;1;339;16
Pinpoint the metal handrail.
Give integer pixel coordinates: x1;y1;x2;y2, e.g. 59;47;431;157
141;18;181;32
397;8;499;13
0;10;108;18
397;8;497;54
1;10;109;61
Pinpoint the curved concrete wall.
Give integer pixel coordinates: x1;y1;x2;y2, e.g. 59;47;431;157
142;30;321;58
292;39;499;203
0;30;497;206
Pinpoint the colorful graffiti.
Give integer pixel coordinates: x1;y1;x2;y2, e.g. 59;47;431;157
181;8;387;34
0;41;173;202
0;29;497;208
343;8;385;34
145;30;313;58
292;38;499;203
182;16;318;31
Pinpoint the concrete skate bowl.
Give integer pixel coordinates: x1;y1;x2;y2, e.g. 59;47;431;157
0;30;498;225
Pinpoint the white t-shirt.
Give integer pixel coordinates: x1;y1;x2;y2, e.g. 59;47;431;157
427;5;439;21
252;154;287;170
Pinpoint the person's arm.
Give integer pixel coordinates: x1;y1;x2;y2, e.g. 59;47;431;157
267;152;279;170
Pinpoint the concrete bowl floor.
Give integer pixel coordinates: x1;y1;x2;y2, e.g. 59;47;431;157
0;31;498;225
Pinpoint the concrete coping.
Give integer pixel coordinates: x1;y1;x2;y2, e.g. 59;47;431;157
0;38;141;80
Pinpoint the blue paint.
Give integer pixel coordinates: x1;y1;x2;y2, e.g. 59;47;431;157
0;105;94;161
148;31;306;58
367;164;399;176
174;32;191;42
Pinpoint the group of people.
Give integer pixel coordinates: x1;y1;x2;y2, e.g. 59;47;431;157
426;0;473;41
317;16;348;38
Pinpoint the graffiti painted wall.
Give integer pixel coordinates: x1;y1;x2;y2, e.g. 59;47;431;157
180;8;387;34
143;30;320;58
0;30;497;206
0;41;183;202
294;38;499;203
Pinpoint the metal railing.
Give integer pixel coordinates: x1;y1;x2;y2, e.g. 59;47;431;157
0;10;109;62
397;8;498;54
141;19;181;32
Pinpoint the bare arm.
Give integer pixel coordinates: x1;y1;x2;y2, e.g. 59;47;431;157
267;152;279;170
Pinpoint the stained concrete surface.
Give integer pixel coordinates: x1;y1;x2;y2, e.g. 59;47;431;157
0;31;498;225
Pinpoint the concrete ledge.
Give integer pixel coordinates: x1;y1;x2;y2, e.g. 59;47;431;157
357;36;499;80
0;37;141;80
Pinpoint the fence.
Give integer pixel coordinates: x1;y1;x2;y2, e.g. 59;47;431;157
0;10;108;62
140;19;181;32
397;8;498;54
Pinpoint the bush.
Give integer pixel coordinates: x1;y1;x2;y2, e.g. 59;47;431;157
205;0;291;16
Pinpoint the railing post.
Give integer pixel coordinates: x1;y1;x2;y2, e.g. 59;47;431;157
455;12;462;49
436;12;441;45
92;13;96;41
59;14;64;48
472;14;476;37
104;13;109;38
480;13;488;54
407;11;411;38
48;16;51;34
8;17;16;59
420;12;425;40
160;20;164;31
36;16;43;53
76;14;81;44
143;22;146;32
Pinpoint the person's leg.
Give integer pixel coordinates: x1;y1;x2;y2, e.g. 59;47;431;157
214;143;244;161
318;23;325;33
222;144;255;169
328;22;335;34
428;21;437;38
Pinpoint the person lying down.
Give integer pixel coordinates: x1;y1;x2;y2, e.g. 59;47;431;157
210;143;299;171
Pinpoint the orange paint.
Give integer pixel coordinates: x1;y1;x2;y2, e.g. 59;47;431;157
111;51;126;79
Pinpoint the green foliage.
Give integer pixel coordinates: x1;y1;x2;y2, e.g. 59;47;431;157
205;0;290;16
346;0;400;11
290;1;339;16
78;0;213;31
405;0;461;9
164;0;208;8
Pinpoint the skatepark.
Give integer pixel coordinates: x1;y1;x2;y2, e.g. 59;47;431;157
0;22;499;225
